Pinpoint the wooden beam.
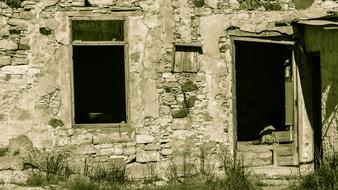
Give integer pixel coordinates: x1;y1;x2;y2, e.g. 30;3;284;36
233;37;295;45
72;41;126;46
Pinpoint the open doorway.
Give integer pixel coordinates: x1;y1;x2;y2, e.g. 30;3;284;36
308;53;322;168
235;41;292;141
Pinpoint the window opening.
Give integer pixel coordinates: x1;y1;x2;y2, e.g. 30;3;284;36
173;43;202;73
71;19;127;124
72;20;124;41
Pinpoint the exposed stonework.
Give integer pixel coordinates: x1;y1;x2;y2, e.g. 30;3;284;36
0;0;338;184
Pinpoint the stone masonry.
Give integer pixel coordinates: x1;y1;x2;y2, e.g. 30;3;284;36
1;0;338;184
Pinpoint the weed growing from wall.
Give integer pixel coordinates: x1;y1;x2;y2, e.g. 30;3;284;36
24;148;72;184
48;118;64;128
84;161;128;185
291;153;338;190
172;81;198;118
143;163;160;184
0;148;8;157
239;0;282;11
5;0;23;8
166;140;215;185
193;0;205;8
218;146;259;190
67;175;98;190
40;27;52;36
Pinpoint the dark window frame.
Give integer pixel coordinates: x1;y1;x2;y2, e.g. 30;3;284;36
70;17;129;128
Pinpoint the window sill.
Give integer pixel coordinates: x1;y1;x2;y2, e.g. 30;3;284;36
74;123;133;133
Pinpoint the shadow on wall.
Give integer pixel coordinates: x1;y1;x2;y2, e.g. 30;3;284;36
296;24;338;162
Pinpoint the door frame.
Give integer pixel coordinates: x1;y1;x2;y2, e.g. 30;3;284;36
230;36;299;165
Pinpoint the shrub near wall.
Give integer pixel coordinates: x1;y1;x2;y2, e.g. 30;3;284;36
291;154;338;190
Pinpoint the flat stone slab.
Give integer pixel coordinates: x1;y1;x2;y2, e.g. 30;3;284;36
249;166;299;179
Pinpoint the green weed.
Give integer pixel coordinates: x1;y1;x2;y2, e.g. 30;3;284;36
5;0;23;8
85;162;128;185
291;154;338;190
0;148;8;157
24;148;72;184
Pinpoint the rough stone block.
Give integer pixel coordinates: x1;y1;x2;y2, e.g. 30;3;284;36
113;144;124;155
43;0;59;7
229;0;240;9
144;143;161;151
26;127;54;149
72;0;85;6
161;148;173;156
97;144;123;156
97;147;114;156
172;130;187;140
126;163;148;179
12;57;29;65
19;11;36;19
136;134;156;144
97;143;113;149
205;0;217;8
68;155;87;174
66;143;96;155
136;150;160;163
135;127;149;134
7;18;29;27
8;135;33;155
0;170;28;184
170;118;191;130
92;132;131;144
108;156;125;166
115;0;134;7
0;155;23;170
1;65;29;75
87;0;115;6
0;39;18;50
0;56;11;66
162;94;177;105
18;43;30;50
69;132;93;145
124;146;136;155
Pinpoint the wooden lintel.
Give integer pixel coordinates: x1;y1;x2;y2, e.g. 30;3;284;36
174;41;203;47
232;36;295;45
72;41;126;46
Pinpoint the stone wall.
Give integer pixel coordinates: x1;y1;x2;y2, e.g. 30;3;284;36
0;0;338;184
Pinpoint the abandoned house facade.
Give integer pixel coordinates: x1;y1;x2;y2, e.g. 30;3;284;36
1;0;338;183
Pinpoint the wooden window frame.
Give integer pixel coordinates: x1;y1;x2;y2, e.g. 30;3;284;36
69;16;130;128
172;42;203;73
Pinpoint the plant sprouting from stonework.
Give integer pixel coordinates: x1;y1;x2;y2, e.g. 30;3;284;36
194;0;205;8
5;0;23;8
40;27;52;36
172;80;198;118
0;148;8;157
49;118;64;128
239;0;282;11
24;148;72;183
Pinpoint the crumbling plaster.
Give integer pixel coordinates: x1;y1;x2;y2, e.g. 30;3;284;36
0;0;338;182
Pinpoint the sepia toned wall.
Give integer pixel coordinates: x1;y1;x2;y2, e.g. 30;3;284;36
301;25;338;158
0;0;338;183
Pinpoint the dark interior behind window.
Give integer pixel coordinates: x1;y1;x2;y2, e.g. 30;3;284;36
73;45;126;124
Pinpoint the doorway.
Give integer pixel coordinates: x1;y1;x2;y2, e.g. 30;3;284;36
308;53;322;168
235;41;292;141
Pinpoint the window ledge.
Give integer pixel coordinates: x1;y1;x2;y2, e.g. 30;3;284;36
74;123;133;132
